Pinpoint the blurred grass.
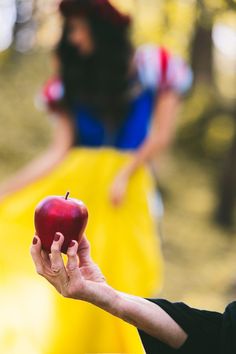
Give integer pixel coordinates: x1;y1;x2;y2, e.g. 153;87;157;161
0;50;236;313
160;155;236;310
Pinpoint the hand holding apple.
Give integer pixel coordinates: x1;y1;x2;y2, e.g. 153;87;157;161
34;192;88;253
31;233;110;303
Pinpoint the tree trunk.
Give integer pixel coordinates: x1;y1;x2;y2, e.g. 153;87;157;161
191;23;213;84
216;117;236;228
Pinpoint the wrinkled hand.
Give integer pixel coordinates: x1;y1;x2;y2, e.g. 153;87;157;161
110;168;130;206
30;233;107;302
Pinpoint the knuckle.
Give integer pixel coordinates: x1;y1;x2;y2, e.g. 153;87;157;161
51;264;62;274
67;264;77;272
30;246;37;255
51;245;60;253
67;249;76;257
36;266;44;276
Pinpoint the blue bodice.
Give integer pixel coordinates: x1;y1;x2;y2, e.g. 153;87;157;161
42;45;192;149
73;89;155;150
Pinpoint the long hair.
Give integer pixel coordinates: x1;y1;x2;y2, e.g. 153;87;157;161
56;10;133;126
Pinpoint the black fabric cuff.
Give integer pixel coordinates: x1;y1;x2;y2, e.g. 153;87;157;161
138;298;222;354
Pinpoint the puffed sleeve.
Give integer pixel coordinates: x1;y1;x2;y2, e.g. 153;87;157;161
135;45;193;95
166;55;193;95
138;299;222;354
36;77;65;113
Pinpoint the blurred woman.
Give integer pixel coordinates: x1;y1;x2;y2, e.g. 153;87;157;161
0;0;192;352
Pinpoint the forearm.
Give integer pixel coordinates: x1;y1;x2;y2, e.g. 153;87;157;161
0;113;74;197
125;91;180;176
87;284;187;349
125;137;167;176
0;147;67;196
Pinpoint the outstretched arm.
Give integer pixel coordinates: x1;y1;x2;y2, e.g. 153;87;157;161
31;234;187;349
110;90;180;205
125;90;180;173
0;113;74;200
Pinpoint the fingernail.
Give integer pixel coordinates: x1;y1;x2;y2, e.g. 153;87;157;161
54;233;61;242
69;240;75;248
33;237;38;245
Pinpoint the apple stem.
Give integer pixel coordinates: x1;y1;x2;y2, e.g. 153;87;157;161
65;192;70;200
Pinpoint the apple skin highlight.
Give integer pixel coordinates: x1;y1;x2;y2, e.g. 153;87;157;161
34;194;88;253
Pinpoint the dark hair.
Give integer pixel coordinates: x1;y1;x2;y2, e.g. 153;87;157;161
56;8;133;127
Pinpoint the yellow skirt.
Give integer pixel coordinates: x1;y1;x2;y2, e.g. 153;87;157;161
0;148;163;354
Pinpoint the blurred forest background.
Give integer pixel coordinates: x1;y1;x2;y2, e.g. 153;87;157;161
0;0;236;311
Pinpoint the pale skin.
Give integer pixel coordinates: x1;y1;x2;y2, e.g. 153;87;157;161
31;233;188;350
0;17;180;205
0;113;74;200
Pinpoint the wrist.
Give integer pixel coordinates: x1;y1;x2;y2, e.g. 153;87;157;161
125;153;146;177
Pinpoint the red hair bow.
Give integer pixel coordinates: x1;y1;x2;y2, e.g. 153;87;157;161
60;0;131;27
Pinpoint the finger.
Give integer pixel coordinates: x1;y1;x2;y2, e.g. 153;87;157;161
111;191;122;206
77;236;93;267
110;190;119;206
50;233;68;281
66;240;82;280
30;236;45;276
41;249;51;267
110;181;125;205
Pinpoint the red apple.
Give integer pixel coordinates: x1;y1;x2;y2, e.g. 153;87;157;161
34;192;88;254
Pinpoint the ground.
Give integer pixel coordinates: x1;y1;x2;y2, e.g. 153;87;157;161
0;50;235;314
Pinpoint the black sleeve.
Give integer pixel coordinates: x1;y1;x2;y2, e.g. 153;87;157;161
138;299;222;354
